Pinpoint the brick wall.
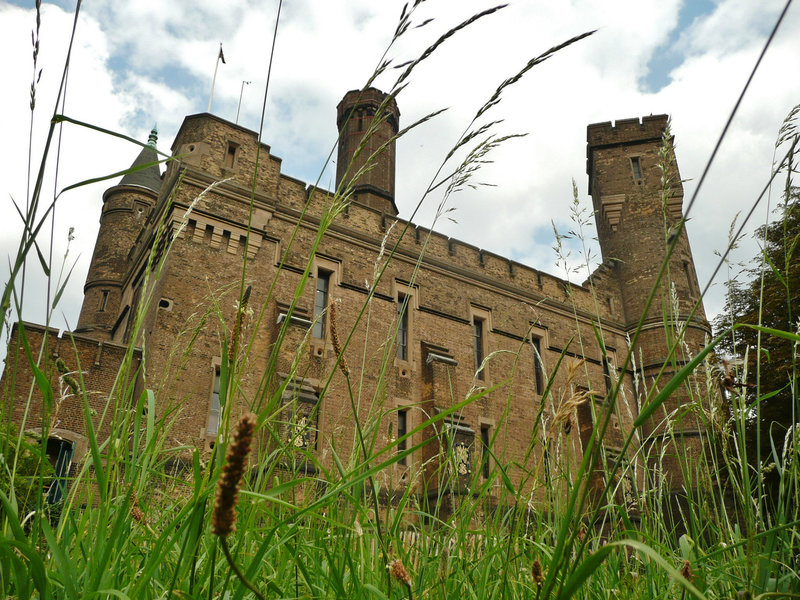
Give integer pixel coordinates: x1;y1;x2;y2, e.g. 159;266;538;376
1;321;141;462
2;101;719;510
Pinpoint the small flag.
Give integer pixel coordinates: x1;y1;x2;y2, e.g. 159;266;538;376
218;44;226;64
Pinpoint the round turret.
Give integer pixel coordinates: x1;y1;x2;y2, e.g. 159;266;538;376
76;127;162;338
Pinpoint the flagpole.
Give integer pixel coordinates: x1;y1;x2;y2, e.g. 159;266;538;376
207;43;224;113
236;80;251;124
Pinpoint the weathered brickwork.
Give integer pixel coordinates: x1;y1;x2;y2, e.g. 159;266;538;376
1;88;717;512
587;116;714;481
3;321;142;463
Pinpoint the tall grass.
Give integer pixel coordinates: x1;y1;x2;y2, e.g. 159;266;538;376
2;2;799;599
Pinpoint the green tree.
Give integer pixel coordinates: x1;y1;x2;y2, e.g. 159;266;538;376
715;169;799;464
0;423;54;515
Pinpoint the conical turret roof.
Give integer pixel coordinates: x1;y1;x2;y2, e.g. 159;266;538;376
119;126;162;192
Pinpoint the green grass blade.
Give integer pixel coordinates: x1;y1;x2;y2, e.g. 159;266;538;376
612;540;707;600
635;330;728;427
41;519;78;600
556;544;613;599
0;544;33;600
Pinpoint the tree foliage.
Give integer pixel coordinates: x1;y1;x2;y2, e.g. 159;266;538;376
714;141;799;462
0;423;55;514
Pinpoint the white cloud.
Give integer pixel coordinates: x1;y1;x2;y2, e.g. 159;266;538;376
0;3;140;338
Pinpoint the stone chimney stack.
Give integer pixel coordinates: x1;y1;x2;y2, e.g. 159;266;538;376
336;88;400;216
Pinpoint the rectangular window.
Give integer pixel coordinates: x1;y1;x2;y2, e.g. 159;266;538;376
123;279;144;343
543;442;552;485
280;379;320;455
397;409;408;465
208;367;221;435
397;294;409;360
602;357;612;395
631;156;642;180
480;425;491;478
532;337;543;394
99;290;109;312
313;270;331;339
683;260;698;296
576;395;594;451
473;319;485;379
46;438;74;504
605;449;637;512
225;142;237;168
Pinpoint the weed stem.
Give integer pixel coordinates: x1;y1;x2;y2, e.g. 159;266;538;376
220;536;267;600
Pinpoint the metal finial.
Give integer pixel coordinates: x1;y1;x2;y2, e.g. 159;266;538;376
147;124;158;147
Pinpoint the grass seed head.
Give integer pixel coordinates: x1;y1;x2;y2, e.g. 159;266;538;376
329;299;350;377
129;489;146;524
389;559;412;587
681;560;693;583
437;545;450;581
212;412;257;537
131;504;146;524
531;558;544;586
54;356;69;374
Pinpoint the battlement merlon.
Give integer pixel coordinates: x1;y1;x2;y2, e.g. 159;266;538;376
586;115;671;192
336;87;400;130
170;112;274;156
587;114;669;147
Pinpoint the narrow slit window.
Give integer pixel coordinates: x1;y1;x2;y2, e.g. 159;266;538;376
631;156;642;180
397;294;409;360
473;319;485;380
208;367;221;436
603;357;612;395
532;337;543;394
543;442;552;486
397;409;408;465
683;260;698;296
225;142;237;168
313;270;331;339
99;290;109;312
480;425;491;479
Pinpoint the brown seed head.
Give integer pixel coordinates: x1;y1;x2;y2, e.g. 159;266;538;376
681;560;693;583
131;505;146;524
130;489;146;524
531;558;544;586
329;300;350;377
212;412;257;537
240;285;252;307
389;559;412;587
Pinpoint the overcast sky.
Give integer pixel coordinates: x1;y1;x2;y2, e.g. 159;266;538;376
1;0;798;353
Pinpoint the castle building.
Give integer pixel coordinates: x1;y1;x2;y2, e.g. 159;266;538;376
2;88;715;513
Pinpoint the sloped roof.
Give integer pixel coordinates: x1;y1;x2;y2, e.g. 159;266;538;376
119;127;162;192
